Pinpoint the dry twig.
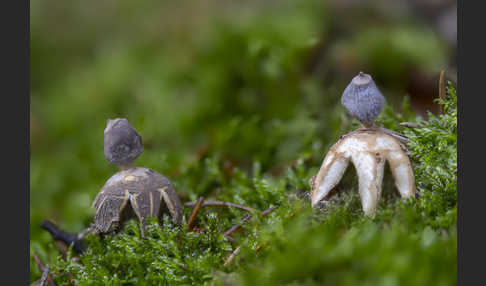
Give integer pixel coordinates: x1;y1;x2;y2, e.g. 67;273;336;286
223;246;241;267
223;206;279;239
261;206;279;217
399;122;423;128
184;201;256;213
223;215;252;238
186;197;205;231
439;69;446;113
32;253;56;286
55;241;68;260
39;265;50;286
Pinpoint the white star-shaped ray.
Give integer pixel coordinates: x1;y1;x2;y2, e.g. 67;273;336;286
310;128;416;216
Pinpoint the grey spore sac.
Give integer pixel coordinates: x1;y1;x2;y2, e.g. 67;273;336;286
341;72;385;127
104;118;144;168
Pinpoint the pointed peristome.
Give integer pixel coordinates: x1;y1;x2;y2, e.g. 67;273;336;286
310;128;415;216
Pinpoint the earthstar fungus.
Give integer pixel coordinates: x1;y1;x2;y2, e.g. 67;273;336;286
41;119;184;251
90;118;183;238
310;73;416;216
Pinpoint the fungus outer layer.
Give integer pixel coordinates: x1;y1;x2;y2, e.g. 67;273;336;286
92;167;183;235
310;128;415;216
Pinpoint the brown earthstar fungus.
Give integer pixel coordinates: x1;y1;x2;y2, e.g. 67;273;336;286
90;118;183;237
310;73;416;216
42;118;184;250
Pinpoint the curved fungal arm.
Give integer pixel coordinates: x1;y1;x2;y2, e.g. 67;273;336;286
351;153;385;216
311;150;350;207
386;151;416;198
158;186;184;226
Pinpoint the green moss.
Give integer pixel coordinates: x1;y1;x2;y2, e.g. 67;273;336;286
36;84;457;285
51;218;230;285
403;83;457;229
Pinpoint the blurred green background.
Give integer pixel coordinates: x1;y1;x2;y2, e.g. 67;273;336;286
30;0;456;284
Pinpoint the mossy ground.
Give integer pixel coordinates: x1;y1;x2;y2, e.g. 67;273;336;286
30;1;455;285
31;85;457;285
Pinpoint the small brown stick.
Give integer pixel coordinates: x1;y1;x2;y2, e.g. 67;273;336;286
33;253;45;271
223;246;242;267
55;241;81;263
399;122;422;129
186;197;205;231
39;265;50;286
223;215;252;237
376;126;408;144
439;70;446;113
33;253;56;286
224;235;235;243
30;265;51;286
184;201;256;213
55;241;68;260
77;224;96;240
261;206;279;217
223;206;279;238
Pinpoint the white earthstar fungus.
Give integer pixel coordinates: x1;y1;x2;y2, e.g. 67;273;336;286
310;127;416;216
